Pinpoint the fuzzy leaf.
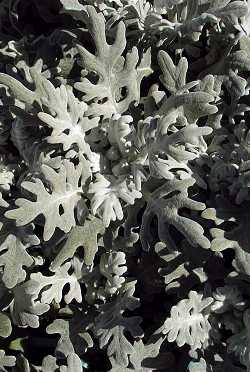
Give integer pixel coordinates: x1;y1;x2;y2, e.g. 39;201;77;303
188;358;208;372
0;313;12;338
41;355;58;372
50;215;105;270
158;50;188;94
11;281;50;328
202;197;250;275
158;91;218;123
37;84;99;155
60;353;83;372
141;178;210;251
95;281;143;367
75;6;152;117
0;350;15;372
5;160;84;241
100;251;127;295
89;174;142;227
46;310;93;358
0;234;34;288
163;291;213;350
29;262;82;305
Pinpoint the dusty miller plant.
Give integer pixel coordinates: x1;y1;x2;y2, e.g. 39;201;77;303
0;0;249;370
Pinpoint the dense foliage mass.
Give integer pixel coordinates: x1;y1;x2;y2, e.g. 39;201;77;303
0;0;250;370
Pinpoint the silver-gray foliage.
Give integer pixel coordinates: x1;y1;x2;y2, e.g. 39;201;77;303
0;0;249;371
